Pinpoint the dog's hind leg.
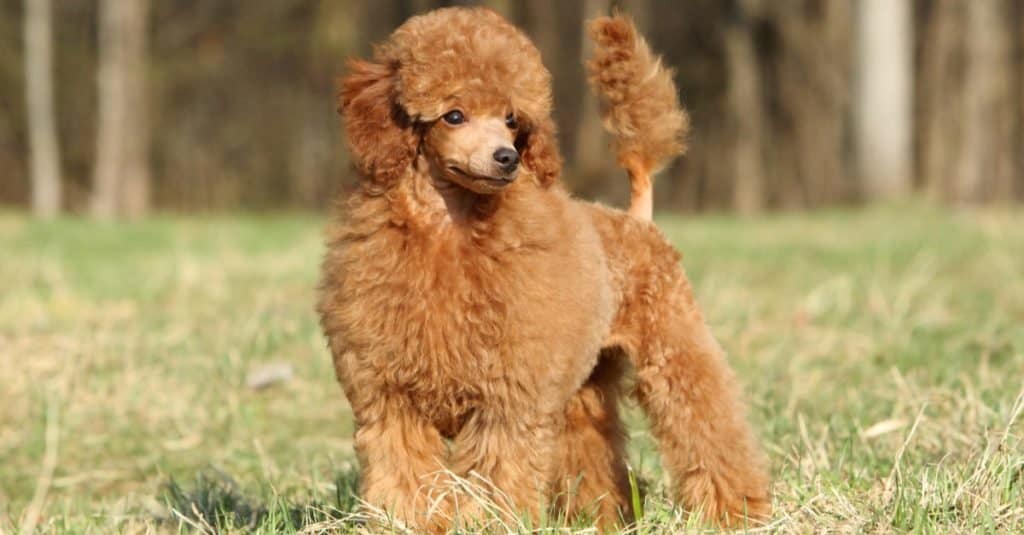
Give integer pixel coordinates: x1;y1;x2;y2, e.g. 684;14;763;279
551;351;632;529
610;257;772;527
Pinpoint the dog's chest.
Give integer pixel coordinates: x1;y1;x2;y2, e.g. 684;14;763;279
328;213;613;437
338;232;535;428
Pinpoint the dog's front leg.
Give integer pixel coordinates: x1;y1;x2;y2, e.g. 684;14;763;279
352;395;451;533
446;407;559;529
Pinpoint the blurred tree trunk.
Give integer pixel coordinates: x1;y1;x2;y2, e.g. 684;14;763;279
855;0;912;199
919;0;1018;203
573;0;612;196
524;0;559;53
365;0;404;46
616;0;651;32
410;0;436;13
917;0;965;200
293;0;365;207
484;0;510;14
769;0;853;208
24;0;61;218
1018;1;1024;201
92;0;151;219
724;0;765;214
956;0;1014;202
522;0;583;188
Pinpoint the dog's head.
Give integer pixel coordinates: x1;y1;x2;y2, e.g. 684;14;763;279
338;7;562;194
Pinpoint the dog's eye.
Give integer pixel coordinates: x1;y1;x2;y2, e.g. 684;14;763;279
505;113;518;130
442;110;465;125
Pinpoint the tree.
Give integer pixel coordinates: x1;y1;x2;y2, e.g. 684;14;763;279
616;0;651;34
768;0;853;207
956;0;1014;202
855;0;913;199
92;0;151;219
917;0;965;201
723;0;765;214
573;0;612;196
917;0;1017;203
24;0;62;218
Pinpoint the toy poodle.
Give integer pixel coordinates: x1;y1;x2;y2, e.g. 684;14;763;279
318;7;771;531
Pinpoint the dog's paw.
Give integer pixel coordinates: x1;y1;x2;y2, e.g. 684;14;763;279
680;468;772;528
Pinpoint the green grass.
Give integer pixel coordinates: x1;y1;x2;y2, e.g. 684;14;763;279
1;204;1022;533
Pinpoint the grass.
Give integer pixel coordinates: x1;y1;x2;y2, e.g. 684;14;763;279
1;203;1022;533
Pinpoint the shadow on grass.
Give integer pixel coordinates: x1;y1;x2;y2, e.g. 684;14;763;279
161;467;362;532
159;466;660;532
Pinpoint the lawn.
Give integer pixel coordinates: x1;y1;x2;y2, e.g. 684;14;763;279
1;204;1022;533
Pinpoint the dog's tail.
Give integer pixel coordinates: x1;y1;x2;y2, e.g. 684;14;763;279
586;14;689;221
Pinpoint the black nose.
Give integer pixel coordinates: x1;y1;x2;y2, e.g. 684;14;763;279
493;147;520;172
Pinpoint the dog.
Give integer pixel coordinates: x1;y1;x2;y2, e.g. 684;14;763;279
317;7;770;531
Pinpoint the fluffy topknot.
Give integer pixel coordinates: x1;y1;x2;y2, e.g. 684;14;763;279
377;7;553;125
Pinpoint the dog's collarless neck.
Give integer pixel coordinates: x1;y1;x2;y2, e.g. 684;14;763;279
391;167;508;227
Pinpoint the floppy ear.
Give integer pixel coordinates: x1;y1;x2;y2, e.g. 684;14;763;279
338;59;417;188
516;116;562;188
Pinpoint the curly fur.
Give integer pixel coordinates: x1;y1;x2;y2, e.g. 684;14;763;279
318;7;770;532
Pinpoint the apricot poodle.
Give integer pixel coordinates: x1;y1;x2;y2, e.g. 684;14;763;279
318;7;770;531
